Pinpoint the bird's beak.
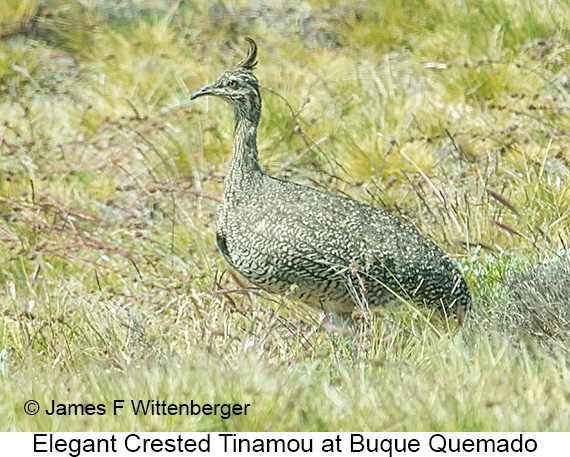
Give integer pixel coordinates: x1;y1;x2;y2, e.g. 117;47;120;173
190;84;212;100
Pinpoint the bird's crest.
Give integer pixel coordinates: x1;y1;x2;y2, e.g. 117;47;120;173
235;37;257;71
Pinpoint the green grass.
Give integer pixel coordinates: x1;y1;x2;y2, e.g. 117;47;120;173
2;0;570;431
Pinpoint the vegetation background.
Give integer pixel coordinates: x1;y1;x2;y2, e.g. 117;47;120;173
2;0;570;431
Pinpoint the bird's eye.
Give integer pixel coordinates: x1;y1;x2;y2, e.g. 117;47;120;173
227;80;238;88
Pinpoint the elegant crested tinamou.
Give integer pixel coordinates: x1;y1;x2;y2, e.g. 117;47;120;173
191;39;471;324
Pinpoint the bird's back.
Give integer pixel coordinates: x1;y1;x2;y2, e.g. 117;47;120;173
216;172;470;315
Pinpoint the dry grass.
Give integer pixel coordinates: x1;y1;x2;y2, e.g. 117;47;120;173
2;0;570;431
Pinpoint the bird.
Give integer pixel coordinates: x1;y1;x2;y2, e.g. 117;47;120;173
191;38;471;324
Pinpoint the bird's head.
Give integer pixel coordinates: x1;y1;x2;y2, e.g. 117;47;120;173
191;38;261;119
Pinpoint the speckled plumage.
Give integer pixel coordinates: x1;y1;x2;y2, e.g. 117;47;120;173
192;38;471;322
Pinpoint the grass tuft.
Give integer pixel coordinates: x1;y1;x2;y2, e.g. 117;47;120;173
504;256;570;346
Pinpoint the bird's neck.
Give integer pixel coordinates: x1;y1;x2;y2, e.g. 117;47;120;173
225;111;263;191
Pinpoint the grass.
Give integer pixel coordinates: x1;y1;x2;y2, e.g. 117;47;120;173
2;0;570;431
